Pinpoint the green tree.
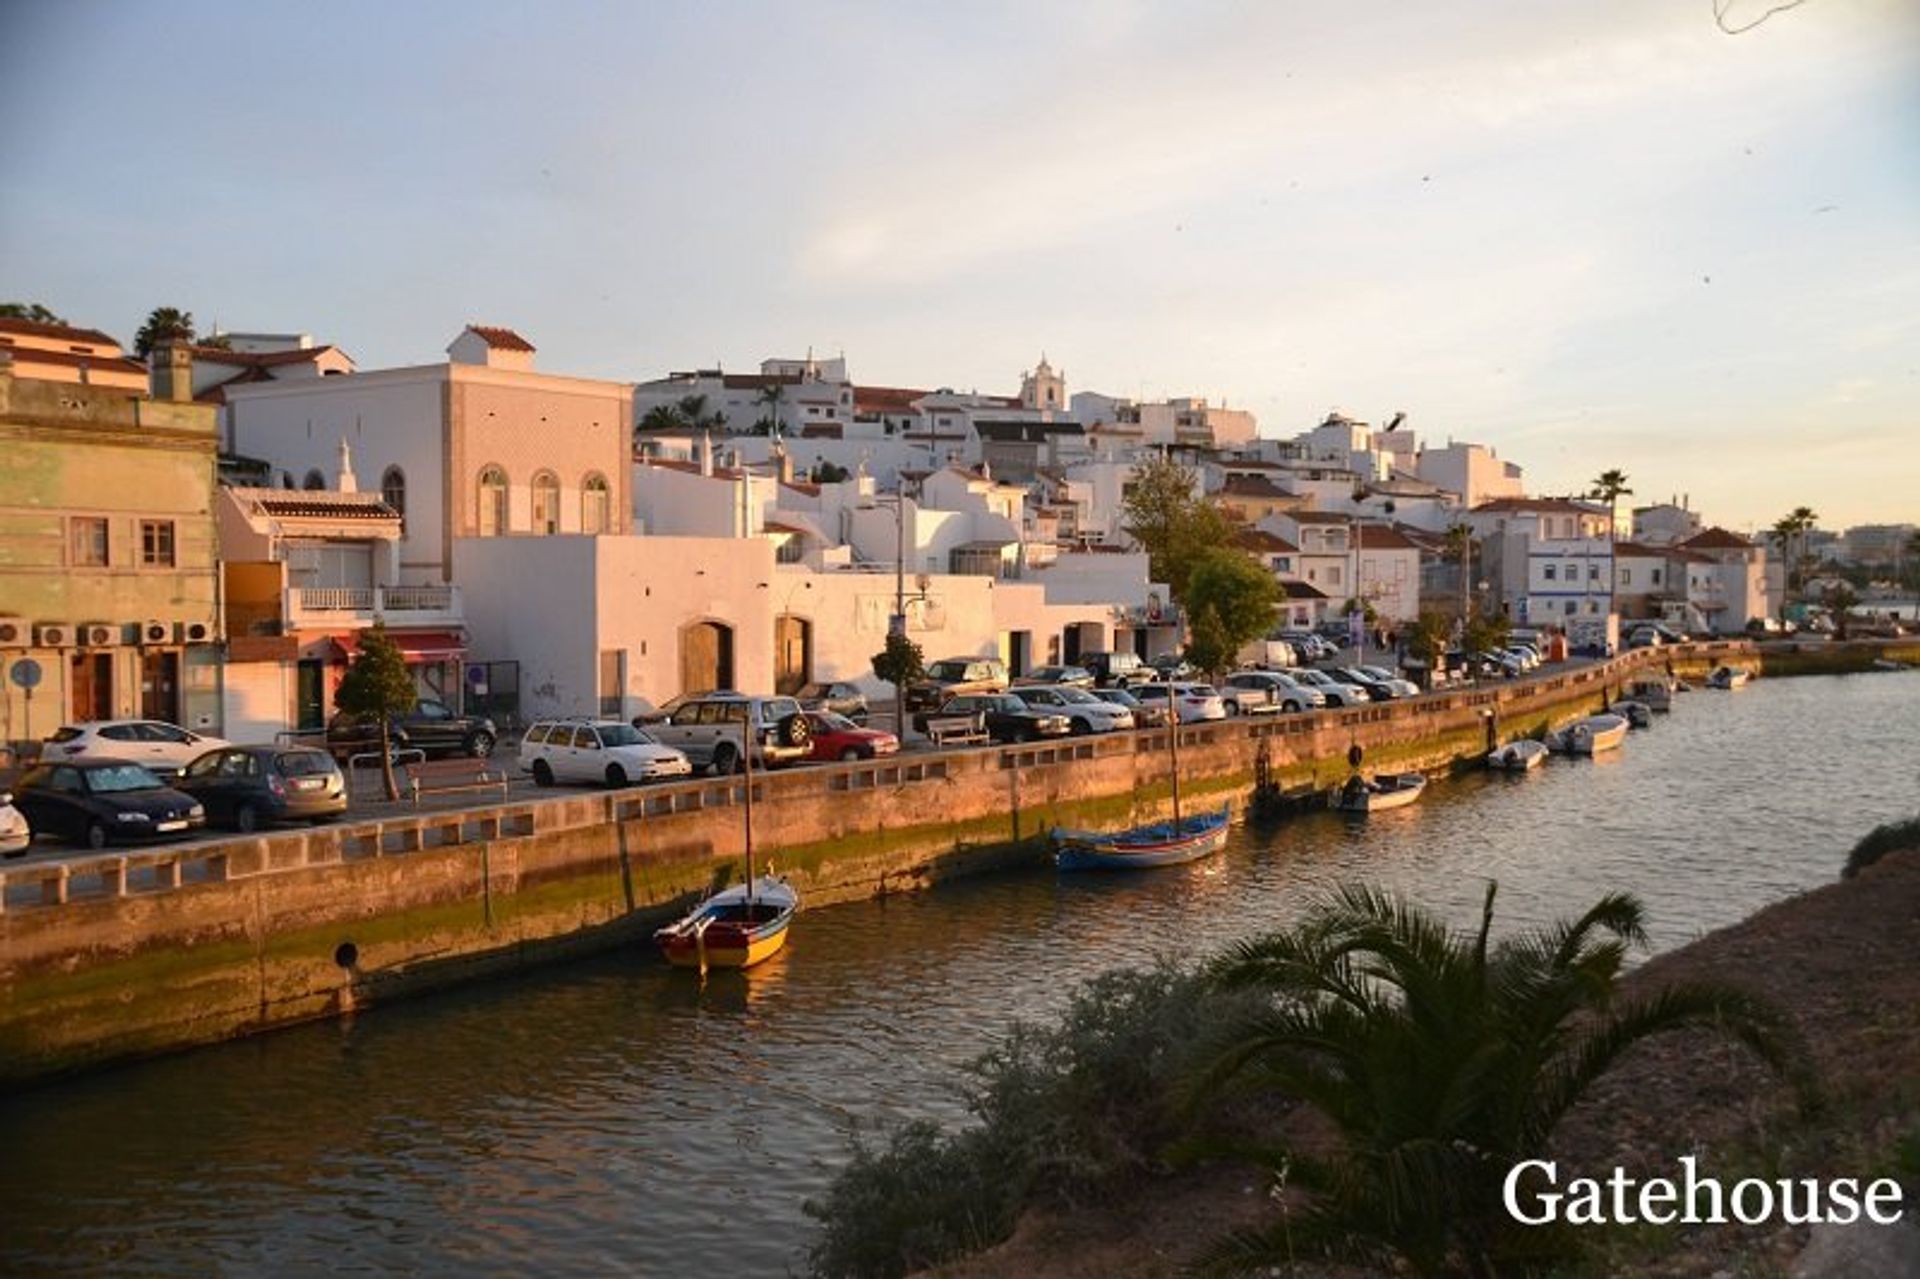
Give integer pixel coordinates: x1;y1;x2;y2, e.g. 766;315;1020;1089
871;630;925;692
132;306;195;357
1182;550;1280;675
1823;581;1858;640
1120;456;1237;602
1771;506;1820;596
1464;610;1511;656
1588;468;1632;539
333;625;418;800
1403;610;1452;682
756;382;788;437
677;393;727;433
812;460;852;484
636;403;687;440
1186;883;1813;1278
0;302;67;324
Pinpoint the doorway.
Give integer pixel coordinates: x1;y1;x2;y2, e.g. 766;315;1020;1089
679;621;735;696
71;652;112;721
296;659;325;731
140;650;180;722
773;615;811;695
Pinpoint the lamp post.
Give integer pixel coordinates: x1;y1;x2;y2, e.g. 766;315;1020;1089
892;493;907;738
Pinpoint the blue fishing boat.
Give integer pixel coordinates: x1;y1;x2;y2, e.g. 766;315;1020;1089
1053;711;1230;870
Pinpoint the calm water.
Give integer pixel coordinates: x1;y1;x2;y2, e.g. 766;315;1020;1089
3;673;1917;1276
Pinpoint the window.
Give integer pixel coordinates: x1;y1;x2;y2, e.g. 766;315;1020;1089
477;466;508;536
140;520;176;567
381;466;407;526
1544;564;1557;581
581;473;610;534
1652;568;1663;586
303;469;326;491
1620;569;1632;586
532;471;560;535
69;516;108;567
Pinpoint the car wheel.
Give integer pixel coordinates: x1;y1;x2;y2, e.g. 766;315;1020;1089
1021;727;1039;743
532;760;555;788
711;743;739;776
1225;701;1241;716
234;804;259;834
1070;718;1092;736
1284;699;1301;714
84;820;108;851
466;731;496;759
605;763;629;788
840;747;863;762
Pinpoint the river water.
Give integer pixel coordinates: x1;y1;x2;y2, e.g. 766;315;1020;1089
3;672;1917;1276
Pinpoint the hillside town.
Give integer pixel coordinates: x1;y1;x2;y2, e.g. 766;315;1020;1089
2;311;1913;751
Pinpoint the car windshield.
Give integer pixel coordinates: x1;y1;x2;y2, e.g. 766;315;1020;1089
926;661;970;680
813;712;857;731
86;764;166;793
1102;690;1140;706
597;724;653;747
1052;688;1101;704
275;751;336;777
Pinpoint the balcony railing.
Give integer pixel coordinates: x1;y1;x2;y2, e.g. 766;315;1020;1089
286;584;461;628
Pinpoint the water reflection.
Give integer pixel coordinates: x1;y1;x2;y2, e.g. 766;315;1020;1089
2;672;1916;1275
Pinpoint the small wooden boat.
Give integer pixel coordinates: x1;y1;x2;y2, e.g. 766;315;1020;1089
1331;771;1427;814
1486;739;1548;772
1054;806;1231;870
655;875;797;971
1706;665;1751;690
1550;714;1629;756
1626;677;1676;712
1615;700;1653;729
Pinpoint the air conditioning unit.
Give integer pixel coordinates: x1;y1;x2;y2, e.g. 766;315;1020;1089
81;623;119;647
0;618;25;646
178;621;213;644
141;620;171;645
34;623;73;647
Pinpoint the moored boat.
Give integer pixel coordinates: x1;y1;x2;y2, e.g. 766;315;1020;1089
1706;665;1751;690
655;876;798;970
1625;676;1676;712
1550;713;1629;756
1331;771;1427;814
1486;739;1548;772
1615;700;1653;729
1054;806;1231;870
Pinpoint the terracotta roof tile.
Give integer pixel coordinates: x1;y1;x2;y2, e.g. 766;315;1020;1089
465;324;535;352
0;317;122;347
1680;527;1757;551
0;346;148;378
1235;529;1300;554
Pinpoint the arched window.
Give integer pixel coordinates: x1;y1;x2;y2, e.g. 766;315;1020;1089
302;469;325;491
581;472;609;535
532;471;560;535
381;466;407;527
477;465;508;536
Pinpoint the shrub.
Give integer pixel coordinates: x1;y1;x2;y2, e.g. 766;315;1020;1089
1842;815;1920;880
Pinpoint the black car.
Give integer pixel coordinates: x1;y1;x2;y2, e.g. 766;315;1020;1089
11;759;206;850
916;693;1071;744
175;746;348;831
1328;667;1399;700
326;698;497;761
795;681;869;722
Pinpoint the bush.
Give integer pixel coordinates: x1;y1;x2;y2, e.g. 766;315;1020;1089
804;962;1259;1278
1842;815;1920;880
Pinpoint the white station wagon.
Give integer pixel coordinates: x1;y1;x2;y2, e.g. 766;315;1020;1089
520;720;692;788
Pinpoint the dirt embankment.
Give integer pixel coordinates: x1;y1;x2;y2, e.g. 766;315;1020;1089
928;850;1920;1278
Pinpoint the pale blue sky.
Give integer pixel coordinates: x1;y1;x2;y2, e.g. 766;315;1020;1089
4;1;1916;531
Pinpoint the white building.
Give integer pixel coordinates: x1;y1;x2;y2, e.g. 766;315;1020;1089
1466;498;1615;626
1415;441;1525;510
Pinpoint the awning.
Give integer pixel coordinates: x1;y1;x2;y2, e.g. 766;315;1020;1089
328;629;467;663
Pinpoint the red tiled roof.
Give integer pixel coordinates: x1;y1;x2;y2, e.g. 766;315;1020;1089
0;317;122;347
465;325;534;352
0;346;148;378
853;384;929;414
1680;527;1756;551
1472;497;1600;515
186;343;345;368
1355;524;1420;550
1235;529;1300;554
798;424;843;439
720;372;802;391
1612;541;1670;558
1290;511;1354;525
1280;580;1331;600
1219;474;1294;499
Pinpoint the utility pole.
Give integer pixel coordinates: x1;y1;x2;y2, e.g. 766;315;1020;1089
893;494;907;739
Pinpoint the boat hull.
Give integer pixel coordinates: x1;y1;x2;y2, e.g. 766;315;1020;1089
656;876;798;970
1487;740;1547;771
1332;773;1427;813
1572;715;1629;755
1053;807;1231;870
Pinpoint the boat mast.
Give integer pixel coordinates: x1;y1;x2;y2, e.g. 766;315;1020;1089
741;711;756;902
1169;697;1182;827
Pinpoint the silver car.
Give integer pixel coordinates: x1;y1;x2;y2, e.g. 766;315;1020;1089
1224;670;1327;713
1008;686;1136;734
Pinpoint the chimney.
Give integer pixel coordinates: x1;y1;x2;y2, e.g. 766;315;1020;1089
700;431;714;477
151;342;193;403
337;438;358;493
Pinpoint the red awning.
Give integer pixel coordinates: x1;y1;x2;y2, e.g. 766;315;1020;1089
329;629;467;663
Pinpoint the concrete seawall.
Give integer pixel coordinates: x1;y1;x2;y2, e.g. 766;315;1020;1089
1;640;1910;1086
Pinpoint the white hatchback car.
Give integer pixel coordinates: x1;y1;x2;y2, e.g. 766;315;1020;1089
0;791;30;857
42;720;229;779
1007;685;1136;734
521;720;693;788
1131;682;1229;723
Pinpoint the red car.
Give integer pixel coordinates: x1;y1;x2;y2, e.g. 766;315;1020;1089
803;711;899;762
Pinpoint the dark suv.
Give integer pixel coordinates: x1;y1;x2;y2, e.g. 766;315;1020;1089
1080;650;1152;689
906;657;1009;712
326;698;497;761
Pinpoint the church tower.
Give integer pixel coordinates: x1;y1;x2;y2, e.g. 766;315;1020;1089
1019;353;1066;412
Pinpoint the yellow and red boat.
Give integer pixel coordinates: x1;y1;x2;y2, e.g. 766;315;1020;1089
655;875;797;972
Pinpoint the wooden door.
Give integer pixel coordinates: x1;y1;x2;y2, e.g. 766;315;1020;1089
773;615;811;695
679;621;734;696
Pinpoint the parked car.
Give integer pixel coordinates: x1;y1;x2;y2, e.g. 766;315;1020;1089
1130;682;1228;723
1080;650;1154;689
1148;653;1195;682
1214;678;1283;716
1279;630;1336;661
1626;626;1664;650
920;693;1070;744
326;699;497;761
1290;668;1369;706
906;657;1010;712
1356;665;1421;698
10;759;205;850
520;719;693;787
1091;686;1170;728
42;720;229;779
1012;664;1095;690
647;693;813;773
0;791;30;857
174;745;349;830
1328;667;1399;700
1223;670;1326;714
794;681;870;722
802;710;900;762
1008;686;1136;734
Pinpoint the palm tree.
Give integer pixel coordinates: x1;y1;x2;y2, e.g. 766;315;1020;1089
756;381;788;438
1588;469;1632;539
677;393;726;434
132;306;195;357
1771;507;1820;596
1184;883;1812;1278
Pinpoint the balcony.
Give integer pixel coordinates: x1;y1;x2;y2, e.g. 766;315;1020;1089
286;584;463;630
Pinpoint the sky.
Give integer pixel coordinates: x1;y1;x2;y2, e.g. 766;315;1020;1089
3;0;1916;533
